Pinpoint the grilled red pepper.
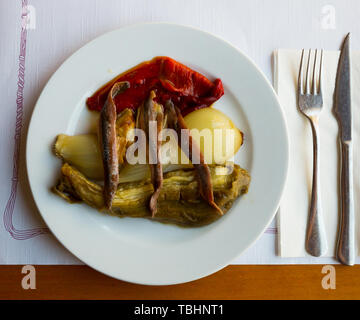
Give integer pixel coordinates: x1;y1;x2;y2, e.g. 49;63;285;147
87;56;224;116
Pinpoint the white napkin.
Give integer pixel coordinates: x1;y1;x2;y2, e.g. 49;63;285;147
274;50;360;257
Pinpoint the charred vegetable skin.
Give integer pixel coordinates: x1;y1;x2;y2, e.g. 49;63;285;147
54;163;250;227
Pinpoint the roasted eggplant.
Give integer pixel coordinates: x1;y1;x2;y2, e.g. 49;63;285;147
54;163;250;227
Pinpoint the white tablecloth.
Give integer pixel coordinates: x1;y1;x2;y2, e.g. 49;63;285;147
1;0;360;264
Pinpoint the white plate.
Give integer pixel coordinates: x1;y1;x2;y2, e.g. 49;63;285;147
26;23;288;285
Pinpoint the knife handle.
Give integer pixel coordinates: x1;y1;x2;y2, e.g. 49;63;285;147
305;118;328;257
336;140;355;266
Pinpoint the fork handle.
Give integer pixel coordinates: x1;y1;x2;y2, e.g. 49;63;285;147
305;118;328;257
336;141;355;265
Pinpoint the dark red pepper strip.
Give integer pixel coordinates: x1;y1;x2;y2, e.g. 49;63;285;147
87;56;224;116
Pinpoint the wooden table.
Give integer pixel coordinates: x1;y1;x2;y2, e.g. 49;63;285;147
1;265;359;300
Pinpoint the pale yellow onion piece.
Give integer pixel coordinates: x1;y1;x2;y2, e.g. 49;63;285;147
118;163;193;183
183;107;243;164
118;164;149;183
54;134;103;180
55;133;191;183
119;136;193;183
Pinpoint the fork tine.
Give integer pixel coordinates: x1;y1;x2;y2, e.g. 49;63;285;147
305;49;311;94
319;49;323;94
298;49;305;95
312;49;318;94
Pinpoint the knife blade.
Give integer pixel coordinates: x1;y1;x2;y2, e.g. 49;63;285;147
334;33;355;266
334;33;352;141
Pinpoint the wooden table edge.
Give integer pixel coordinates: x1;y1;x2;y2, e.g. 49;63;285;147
0;264;359;300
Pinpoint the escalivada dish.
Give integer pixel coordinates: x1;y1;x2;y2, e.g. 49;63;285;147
52;56;250;227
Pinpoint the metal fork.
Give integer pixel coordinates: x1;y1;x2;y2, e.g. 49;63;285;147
298;49;328;257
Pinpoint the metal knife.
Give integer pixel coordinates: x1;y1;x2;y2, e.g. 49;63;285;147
334;33;355;266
